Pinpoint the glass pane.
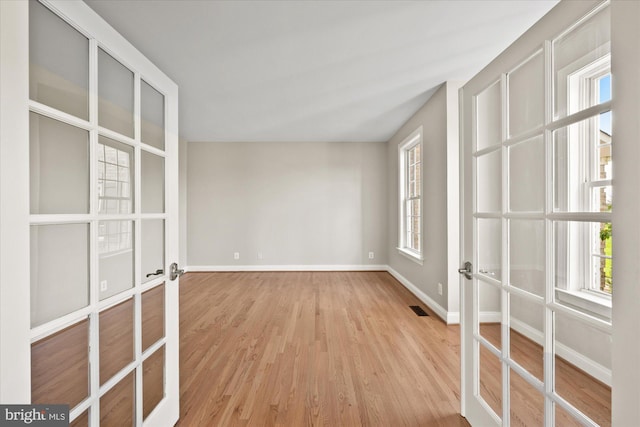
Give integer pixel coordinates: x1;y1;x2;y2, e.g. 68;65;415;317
30;113;89;214
70;411;89;427
599;111;612;141
478;219;501;280
509;136;544;212
141;151;165;213
142;284;165;352
32;318;89;409
510;369;544;426
29;1;89;120
30;224;89;327
479;343;502;419
476;81;501;150
415;160;421;196
554;221;613;313
143;346;165;420
593;187;612;213
555;404;584;427
510;220;544;297
478;280;501;350
141;80;165;150
554;311;611;426
100;298;134;385
553;5;610;119
98;49;134;138
477;149;501;213
100;371;135;426
510;293;543;381
99;221;134;301
98;137;134;215
142;220;165;284
508;51;544;137
554;115;612;212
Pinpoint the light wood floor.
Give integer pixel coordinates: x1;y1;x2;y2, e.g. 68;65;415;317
29;271;612;426
178;271;469;426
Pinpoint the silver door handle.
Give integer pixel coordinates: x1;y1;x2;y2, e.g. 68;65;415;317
170;262;184;281
146;269;163;278
458;261;473;280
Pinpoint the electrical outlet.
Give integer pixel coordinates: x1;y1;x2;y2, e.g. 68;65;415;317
100;280;108;292
437;283;443;295
257;252;263;260
234;252;240;260
368;251;374;259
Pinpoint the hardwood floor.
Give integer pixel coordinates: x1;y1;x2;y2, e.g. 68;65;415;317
178;271;469;426
29;270;611;426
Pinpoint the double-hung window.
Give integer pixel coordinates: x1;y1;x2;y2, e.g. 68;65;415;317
555;39;612;317
398;127;423;262
97;139;134;256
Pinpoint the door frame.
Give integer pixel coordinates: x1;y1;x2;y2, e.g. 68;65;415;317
0;1;180;425
460;0;640;424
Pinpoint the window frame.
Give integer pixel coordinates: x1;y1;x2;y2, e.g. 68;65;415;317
397;126;424;264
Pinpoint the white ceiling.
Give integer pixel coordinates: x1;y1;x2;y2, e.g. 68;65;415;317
84;0;557;143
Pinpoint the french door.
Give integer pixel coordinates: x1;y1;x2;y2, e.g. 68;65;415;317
0;1;179;425
460;1;621;426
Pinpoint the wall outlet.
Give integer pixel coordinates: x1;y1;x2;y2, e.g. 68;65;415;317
437;283;443;295
257;252;263;260
100;280;108;292
234;252;240;260
368;251;374;259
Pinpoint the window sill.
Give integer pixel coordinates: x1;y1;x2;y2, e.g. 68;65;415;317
556;288;611;321
397;247;424;265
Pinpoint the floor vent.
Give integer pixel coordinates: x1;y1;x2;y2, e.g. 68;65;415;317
409;305;429;316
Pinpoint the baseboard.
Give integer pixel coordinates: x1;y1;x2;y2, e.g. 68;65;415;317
386;266;452;324
510;318;611;386
479;311;501;323
186;264;387;272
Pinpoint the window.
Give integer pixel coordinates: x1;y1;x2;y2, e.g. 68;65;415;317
555;48;612;316
398;127;423;262
97;139;134;255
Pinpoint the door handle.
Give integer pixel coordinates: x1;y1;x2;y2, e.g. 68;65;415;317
146;269;164;278
458;261;473;280
170;262;184;281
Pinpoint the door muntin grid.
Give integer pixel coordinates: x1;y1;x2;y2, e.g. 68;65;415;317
471;3;612;425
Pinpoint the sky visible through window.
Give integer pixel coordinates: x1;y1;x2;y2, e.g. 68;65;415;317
600;74;611;134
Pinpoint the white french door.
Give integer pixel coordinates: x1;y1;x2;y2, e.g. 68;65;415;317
459;1;629;426
0;1;179;426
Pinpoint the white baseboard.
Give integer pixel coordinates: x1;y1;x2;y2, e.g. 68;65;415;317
386;266;452;323
186;264;387;272
510;318;611;386
479;311;501;323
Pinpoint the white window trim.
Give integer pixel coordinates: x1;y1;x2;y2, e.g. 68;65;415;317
397;126;424;264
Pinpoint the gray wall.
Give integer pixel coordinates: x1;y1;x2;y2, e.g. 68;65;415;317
186;141;387;267
387;83;451;310
179;139;188;267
